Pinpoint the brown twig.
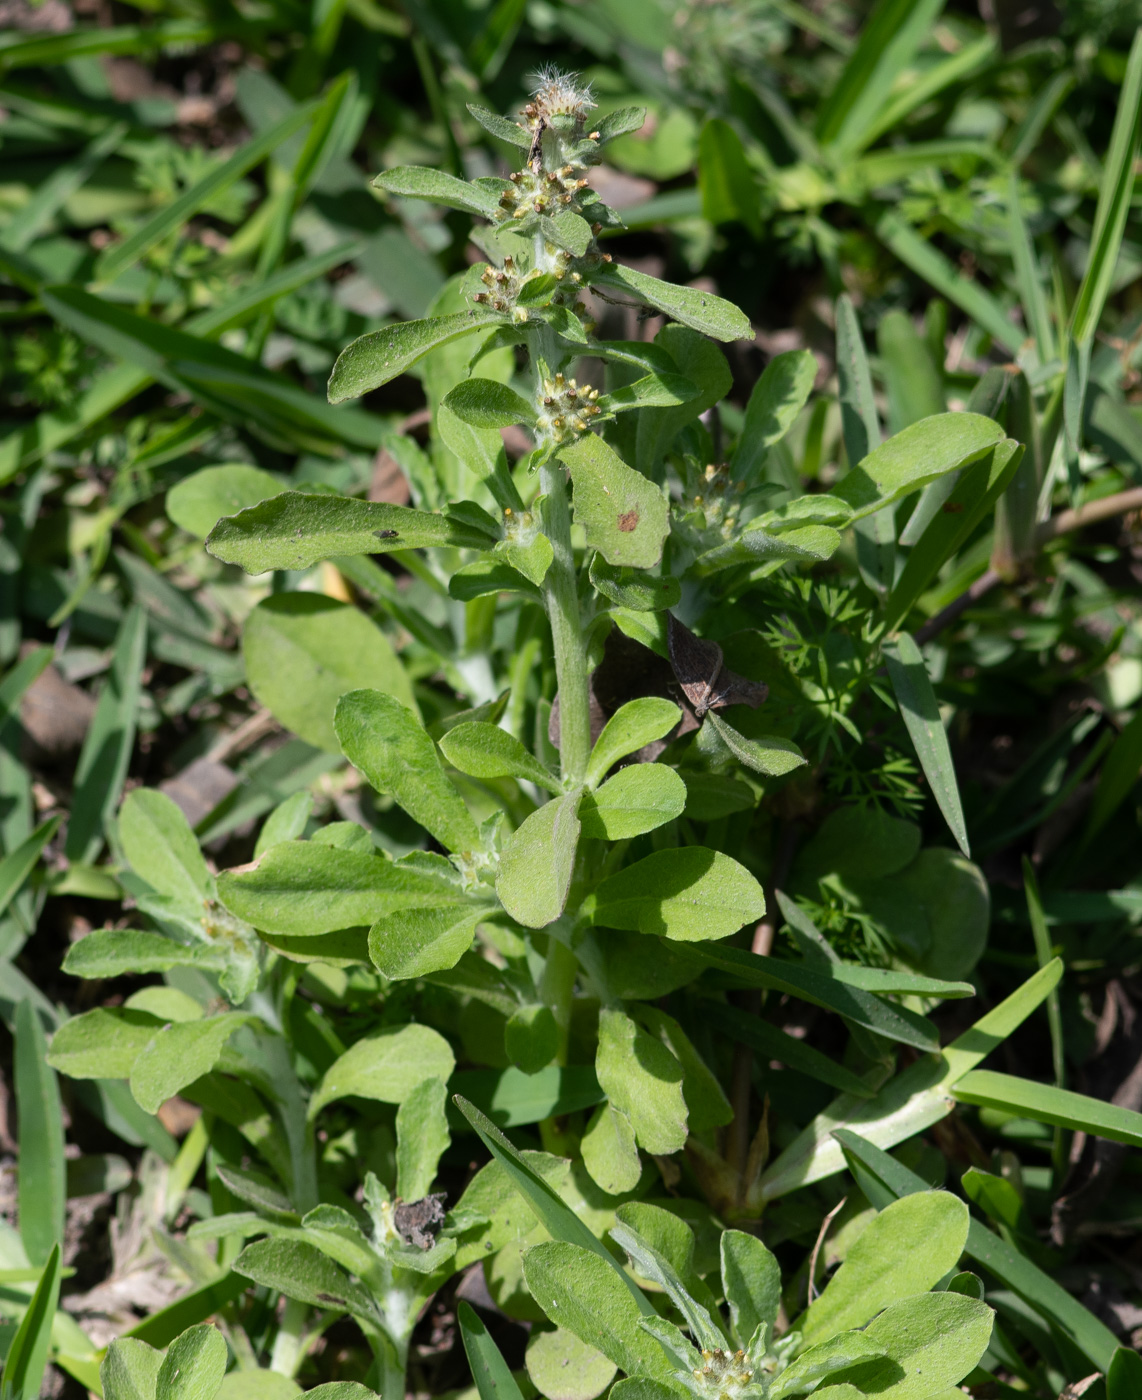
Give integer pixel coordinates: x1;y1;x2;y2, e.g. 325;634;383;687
913;485;1142;646
807;1194;847;1304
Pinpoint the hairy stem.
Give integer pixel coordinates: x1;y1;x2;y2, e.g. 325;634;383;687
270;1298;309;1377
540;457;590;782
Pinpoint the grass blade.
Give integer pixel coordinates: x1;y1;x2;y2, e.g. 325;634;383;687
65;604;146;863
0;817;60;923
0;121;126;253
458;1301;526;1400
14;1000;65;1267
708;1001;875;1098
95;100;318;284
833;1129;1118;1373
1022;860;1064;1090
0;648;51;727
453;1095;655;1316
0;1243;60;1400
876;210;1023;354
1006;171;1054;365
883;633;970;856
953;1069;1142;1148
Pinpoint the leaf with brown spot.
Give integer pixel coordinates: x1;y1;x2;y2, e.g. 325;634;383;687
559;433;669;568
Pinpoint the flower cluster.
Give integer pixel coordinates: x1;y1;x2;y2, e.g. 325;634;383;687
535;372;601;445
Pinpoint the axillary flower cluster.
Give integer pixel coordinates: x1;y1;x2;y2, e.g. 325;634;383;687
468;67;621;445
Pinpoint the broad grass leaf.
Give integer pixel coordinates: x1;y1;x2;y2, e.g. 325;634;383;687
310;1023;455;1117
587;848;766;941
15;1000;65;1266
595;1008;687;1154
496;789;582;928
1;1243;60;1400
336;689;480;853
953;1069;1142;1148
801;1192;969;1345
458;1302;527;1400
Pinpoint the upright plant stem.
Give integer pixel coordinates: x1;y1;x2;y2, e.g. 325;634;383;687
540;457;590;784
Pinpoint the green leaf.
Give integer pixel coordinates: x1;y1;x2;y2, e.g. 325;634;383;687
120;789;213;907
1070;30;1142;349
1109;1345;1142;1400
336;689;481;853
816;0;943;154
255;793;314;859
595;1008;687;1154
585;698;681;787
155;1325;226;1400
698;117;760;234
467;104;530;148
216;1373;301;1400
449;558;541;602
953;1069;1142;1147
883;440;1022;632
693;520;843;575
770;1333;888;1400
95;102;317;284
396;1076;450;1201
634;1006;731;1132
859;1292;992;1399
458;1301;527;1400
581;1104;642;1197
590;559;680;612
66;604;146;862
496;789;583;928
46;1007;163;1081
369;905;488;980
526;1324;617;1400
560;434;669;569
0;1243;60;1400
610;1223;724;1352
439;722;561;794
101;1337;163;1400
443;378;533;429
521;1243;671;1379
206;491;494;573
704;713;807;777
720;1231;780;1351
234;1238;375;1320
218;842;466;936
731;349;817;482
835;1128;1117;1373
579;765;686;840
130;1014;254;1114
710;1002;875;1099
586;848;766;941
15;1001;64;1266
596;107;648;142
310;1023;455;1117
329;311;502;402
593;263;752;342
452;1066;604;1128
504;1004;559;1074
0;816;61;923
758;960;1063;1200
244;596;415;755
600;373;700;414
166;464;284;539
831;413;1004;520
882;634;969;857
454;1095;654;1313
801;1191;969;1344
374;165;502;218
